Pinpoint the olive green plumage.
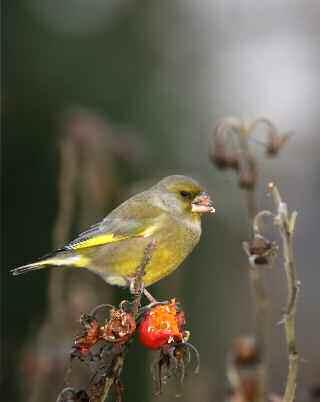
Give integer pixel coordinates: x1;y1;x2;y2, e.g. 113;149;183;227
11;175;214;287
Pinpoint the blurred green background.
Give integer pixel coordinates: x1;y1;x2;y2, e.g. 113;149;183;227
3;1;320;401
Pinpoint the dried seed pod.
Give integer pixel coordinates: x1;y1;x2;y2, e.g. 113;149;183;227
73;316;100;356
248;236;272;256
209;141;229;170
72;306;137;358
266;133;289;157
209;140;240;171
238;173;255;190
231;337;260;367
243;234;277;268
101;309;136;344
227;337;262;402
150;338;200;395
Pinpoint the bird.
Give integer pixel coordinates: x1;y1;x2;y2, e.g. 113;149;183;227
11;175;215;289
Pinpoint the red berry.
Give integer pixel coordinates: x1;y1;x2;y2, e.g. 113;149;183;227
138;300;185;350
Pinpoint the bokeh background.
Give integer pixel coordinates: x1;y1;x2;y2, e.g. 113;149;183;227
2;1;320;401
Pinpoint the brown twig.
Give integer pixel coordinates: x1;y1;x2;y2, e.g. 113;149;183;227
85;240;157;402
130;239;157;316
229;119;268;402
268;182;299;402
211;117;290;402
237;127;268;401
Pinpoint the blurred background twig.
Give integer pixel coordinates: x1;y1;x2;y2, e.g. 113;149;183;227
210;117;300;401
21;108;135;402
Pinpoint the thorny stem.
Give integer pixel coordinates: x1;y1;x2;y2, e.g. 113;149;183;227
269;183;299;402
95;240;157;402
130;240;157;316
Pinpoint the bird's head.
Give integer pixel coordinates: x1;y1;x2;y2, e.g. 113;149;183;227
154;175;215;218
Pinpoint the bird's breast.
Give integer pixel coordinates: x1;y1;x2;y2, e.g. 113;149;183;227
142;216;201;286
85;214;201;287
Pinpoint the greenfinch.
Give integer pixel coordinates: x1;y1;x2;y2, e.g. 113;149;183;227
11;175;215;287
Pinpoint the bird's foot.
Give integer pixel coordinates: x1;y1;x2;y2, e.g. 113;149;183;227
128;277;157;304
128;276;144;297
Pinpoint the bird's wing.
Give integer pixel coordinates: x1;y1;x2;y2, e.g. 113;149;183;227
65;215;162;251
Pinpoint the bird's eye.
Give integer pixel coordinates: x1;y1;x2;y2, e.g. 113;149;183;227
180;190;191;198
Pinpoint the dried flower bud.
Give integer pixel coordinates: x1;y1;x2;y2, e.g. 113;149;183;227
238;173;255;190
72;306;136;358
209;142;229;170
243;235;277;268
73;316;100;356
209;141;240;171
101;309;136;344
250;237;271;255
266;133;289;157
151;336;200;395
227;337;262;402
231;337;260;367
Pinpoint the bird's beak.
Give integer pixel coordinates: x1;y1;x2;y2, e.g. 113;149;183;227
191;192;215;214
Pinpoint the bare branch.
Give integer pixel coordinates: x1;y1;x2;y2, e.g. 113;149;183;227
85;240;157;402
268;182;300;402
211;117;291;402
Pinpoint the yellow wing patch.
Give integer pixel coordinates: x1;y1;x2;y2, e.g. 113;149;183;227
71;233;126;250
70;225;157;250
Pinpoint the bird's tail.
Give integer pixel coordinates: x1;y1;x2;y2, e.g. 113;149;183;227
11;260;50;276
10;250;82;276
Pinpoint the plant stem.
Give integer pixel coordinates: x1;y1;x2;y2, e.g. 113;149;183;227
240;125;267;402
269;183;299;402
94;240;156;402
